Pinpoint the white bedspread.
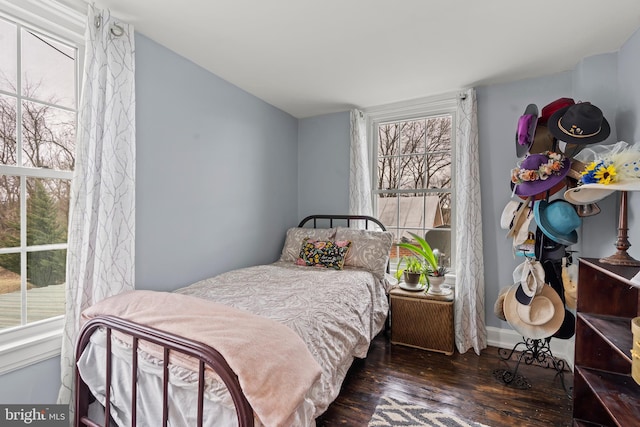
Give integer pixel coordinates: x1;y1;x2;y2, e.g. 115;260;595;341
78;261;389;426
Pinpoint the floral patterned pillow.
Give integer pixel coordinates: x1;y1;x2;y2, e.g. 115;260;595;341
279;227;336;262
296;239;352;270
334;227;394;280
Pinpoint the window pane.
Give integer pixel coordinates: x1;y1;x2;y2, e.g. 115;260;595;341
400;119;426;154
378;123;399;156
0;94;18;166
377;155;396;191
26;177;69;246
426;115;452;151
26;249;65;323
438;192;452;226
377;123;398;190
0;252;21;330
0;17;17;94
424;227;451;268
22;100;75;169
0;175;20;248
426;151;451;189
21;27;76;109
399;195;425;236
398;155;425;190
377;193;398;234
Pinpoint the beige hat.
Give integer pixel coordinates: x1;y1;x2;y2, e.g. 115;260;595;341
494;286;510;321
500;200;520;230
512;258;545;295
502;198;533;246
504;283;565;339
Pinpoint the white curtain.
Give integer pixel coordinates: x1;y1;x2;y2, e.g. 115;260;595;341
454;88;486;354
349;109;373;217
58;6;135;407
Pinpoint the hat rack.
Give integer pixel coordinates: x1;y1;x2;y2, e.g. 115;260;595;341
494;99;602;396
493;337;570;393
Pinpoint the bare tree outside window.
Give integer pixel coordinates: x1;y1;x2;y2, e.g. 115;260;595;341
375;115;453;268
0;16;76;330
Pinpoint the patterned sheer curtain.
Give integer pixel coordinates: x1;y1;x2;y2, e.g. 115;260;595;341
349;109;373;219
454;88;486;354
58;6;136;406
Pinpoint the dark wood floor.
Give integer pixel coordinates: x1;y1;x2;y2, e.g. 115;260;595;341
316;333;573;427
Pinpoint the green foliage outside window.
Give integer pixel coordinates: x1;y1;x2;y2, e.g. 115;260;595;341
0;180;67;287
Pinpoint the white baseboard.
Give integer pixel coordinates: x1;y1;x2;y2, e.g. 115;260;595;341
486;326;575;371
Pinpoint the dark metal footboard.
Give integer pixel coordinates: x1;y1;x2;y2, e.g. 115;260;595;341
75;315;254;427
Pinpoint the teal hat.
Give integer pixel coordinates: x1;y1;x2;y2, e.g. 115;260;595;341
533;200;581;246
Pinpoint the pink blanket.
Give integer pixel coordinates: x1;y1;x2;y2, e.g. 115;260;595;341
81;290;322;427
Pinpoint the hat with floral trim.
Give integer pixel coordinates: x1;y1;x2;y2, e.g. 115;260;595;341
564;141;640;205
511;151;571;197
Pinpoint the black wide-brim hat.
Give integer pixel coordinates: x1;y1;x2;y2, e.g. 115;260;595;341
548;102;610;145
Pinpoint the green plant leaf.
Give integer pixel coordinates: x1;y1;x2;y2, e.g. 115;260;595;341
397;232;438;271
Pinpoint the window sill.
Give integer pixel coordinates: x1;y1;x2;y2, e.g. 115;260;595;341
444;272;456;287
0;317;63;375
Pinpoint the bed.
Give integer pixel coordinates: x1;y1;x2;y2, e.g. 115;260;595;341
74;214;393;427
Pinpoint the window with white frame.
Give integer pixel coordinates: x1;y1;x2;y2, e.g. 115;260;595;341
369;97;456;272
0;2;82;372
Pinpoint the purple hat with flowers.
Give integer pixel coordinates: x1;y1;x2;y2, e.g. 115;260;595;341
511;151;571;197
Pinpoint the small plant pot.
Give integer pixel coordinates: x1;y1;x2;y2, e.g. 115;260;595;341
428;275;446;294
403;272;421;287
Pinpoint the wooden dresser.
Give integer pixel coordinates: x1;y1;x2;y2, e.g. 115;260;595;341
572;258;640;426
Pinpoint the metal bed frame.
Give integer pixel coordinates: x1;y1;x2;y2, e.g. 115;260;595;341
74;214;386;427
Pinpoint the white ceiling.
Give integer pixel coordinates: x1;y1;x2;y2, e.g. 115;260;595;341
64;0;640;118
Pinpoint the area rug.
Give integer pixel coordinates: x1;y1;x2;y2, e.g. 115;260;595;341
368;396;489;427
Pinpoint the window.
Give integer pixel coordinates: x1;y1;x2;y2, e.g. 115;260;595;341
367;95;456;272
0;2;83;373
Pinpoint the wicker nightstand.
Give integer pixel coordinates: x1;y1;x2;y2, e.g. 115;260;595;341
389;286;454;355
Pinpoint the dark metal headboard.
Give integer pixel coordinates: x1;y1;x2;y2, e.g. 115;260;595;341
298;214;389;274
298;214;386;231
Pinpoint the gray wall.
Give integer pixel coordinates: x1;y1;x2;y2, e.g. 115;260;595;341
135;34;299;290
297;112;351;218
0;357;59;404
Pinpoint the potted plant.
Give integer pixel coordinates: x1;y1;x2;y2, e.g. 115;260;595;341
398;232;449;292
396;256;427;287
